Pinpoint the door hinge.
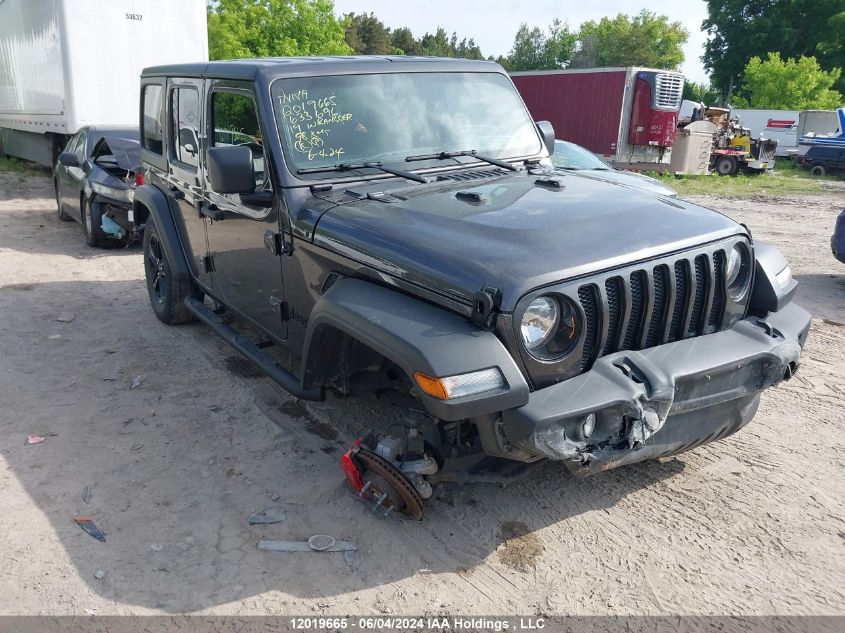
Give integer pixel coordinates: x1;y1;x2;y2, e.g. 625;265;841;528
269;295;289;322
264;229;293;256
201;254;215;273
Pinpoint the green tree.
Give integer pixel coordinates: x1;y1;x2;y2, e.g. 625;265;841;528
455;37;484;60
682;81;722;105
391;27;422;56
504;19;576;71
207;0;351;60
418;27;452;57
343;12;393;55
731;53;843;109
571;10;688;69
817;10;845;87
703;0;845;100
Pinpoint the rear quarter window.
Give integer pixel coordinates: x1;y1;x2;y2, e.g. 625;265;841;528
142;84;164;154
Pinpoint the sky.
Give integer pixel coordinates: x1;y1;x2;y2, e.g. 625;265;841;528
332;0;711;84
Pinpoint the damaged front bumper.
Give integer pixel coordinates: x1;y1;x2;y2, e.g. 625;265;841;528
499;302;811;474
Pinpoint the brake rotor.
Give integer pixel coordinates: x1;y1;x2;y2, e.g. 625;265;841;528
354;447;425;520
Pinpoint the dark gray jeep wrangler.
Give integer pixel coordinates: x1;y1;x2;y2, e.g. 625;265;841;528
135;57;810;519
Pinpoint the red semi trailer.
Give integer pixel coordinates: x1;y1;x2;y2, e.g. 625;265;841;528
511;67;684;165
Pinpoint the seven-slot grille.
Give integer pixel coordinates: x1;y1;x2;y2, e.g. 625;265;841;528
577;249;727;372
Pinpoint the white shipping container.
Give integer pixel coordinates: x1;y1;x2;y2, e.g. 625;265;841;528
0;0;207;165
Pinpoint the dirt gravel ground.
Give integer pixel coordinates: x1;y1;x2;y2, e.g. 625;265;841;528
0;171;843;616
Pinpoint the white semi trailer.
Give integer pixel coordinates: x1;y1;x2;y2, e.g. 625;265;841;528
0;0;207;167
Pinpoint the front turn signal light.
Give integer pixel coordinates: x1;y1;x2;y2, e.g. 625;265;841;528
414;368;505;400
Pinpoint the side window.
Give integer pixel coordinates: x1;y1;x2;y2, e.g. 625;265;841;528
64;131;82;156
171;87;200;169
210;91;267;191
73;131;87;162
142;84;163;154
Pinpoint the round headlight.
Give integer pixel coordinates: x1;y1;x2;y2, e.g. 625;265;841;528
520;296;558;350
520;295;580;360
726;243;751;300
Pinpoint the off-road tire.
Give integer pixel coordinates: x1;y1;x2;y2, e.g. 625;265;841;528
143;220;198;325
80;196;106;247
715;155;737;176
55;180;72;221
810;163;827;177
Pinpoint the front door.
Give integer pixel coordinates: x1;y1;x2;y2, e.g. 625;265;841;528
202;83;287;340
166;79;212;289
57;129;87;221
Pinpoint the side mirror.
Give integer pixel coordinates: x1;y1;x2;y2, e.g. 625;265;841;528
206;146;256;195
535;120;555;155
58;152;79;168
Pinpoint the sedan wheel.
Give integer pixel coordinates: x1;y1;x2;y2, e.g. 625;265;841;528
80;197;105;247
810;164;827;177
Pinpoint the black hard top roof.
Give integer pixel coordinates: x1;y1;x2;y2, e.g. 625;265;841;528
141;55;501;80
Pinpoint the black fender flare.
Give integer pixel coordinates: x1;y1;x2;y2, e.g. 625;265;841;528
133;184;191;280
750;241;797;314
301;278;529;421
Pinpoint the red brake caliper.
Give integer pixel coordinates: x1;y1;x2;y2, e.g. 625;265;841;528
340;439;364;492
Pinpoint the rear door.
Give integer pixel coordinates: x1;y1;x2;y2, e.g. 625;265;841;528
202;81;287;340
166;78;213;290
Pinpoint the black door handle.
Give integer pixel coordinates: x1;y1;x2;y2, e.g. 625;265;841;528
200;203;224;221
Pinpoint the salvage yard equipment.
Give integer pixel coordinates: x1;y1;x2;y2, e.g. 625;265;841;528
695;108;778;176
136;57;809;520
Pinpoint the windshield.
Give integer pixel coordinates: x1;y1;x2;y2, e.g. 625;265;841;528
552;140;611;170
271;72;542;178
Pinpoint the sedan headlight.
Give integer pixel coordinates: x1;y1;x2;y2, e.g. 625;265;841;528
91;181;133;203
726;243;752;301
520;295;580;360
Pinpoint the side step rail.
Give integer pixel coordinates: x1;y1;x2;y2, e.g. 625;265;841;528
185;298;324;401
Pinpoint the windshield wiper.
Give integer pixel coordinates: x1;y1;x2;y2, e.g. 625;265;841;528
296;161;427;184
404;150;518;172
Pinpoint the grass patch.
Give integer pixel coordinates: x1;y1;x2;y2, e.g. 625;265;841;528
648;159;842;197
0;156;31;174
0;155;49;178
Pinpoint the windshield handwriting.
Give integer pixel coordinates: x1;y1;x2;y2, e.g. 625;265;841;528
278;89;352;161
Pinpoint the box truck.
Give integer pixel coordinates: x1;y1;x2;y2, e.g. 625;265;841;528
0;0;207;167
511;67;684;165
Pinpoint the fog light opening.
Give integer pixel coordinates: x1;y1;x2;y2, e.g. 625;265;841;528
784;361;798;381
582;413;596;439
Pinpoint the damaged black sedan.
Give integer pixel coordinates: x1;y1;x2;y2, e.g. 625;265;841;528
54;126;142;247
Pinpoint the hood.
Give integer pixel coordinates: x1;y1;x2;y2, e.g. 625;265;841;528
92;136;141;172
311;170;741;311
573;168;677;196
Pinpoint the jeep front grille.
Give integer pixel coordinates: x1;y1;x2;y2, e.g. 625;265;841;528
576;249;728;372
511;238;751;389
